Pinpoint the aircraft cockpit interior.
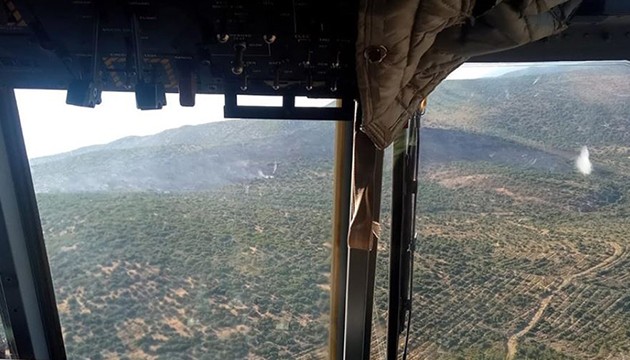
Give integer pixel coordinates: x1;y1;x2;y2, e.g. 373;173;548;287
1;1;630;359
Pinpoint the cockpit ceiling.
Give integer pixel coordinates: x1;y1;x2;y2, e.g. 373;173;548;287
0;0;629;95
0;0;358;97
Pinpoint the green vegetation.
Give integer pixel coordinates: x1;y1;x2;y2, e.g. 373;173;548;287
29;62;630;359
372;63;630;359
38;158;334;359
427;63;630;172
377;161;630;359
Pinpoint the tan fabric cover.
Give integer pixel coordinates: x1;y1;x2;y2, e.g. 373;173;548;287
356;0;582;149
348;125;383;251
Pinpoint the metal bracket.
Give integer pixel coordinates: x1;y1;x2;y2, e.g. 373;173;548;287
224;93;354;121
343;114;384;360
0;88;66;359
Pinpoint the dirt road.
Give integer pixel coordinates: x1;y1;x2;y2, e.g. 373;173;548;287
505;242;624;360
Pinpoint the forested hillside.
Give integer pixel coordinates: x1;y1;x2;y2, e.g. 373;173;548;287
23;62;630;359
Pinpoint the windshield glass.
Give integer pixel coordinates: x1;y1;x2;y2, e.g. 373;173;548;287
17;92;334;359
397;61;630;359
0;317;8;359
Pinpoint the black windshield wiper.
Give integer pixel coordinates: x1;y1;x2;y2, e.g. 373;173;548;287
387;109;422;360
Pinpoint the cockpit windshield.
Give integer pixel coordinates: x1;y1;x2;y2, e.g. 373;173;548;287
17;92;335;359
372;61;630;359
10;61;630;360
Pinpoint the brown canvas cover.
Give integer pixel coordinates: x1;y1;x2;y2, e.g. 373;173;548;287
356;0;582;150
348;1;581;251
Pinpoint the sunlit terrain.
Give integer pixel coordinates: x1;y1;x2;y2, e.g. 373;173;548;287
16;62;630;359
371;62;630;360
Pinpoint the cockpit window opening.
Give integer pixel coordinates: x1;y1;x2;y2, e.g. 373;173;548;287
16;92;335;359
374;60;630;359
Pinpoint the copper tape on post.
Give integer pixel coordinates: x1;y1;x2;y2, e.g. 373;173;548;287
347;98;425;251
348;123;384;251
419;98;427;114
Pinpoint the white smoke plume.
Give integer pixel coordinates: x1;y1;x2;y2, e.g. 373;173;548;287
576;146;592;175
257;170;273;179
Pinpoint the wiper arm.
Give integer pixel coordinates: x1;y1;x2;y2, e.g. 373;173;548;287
387;108;422;360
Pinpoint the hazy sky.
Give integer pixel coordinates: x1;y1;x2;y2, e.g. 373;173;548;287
16;63;522;158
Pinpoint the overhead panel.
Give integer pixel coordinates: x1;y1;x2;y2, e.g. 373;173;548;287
0;0;358;101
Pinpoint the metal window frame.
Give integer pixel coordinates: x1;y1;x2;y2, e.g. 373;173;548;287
0;86;364;360
0;87;66;360
330;104;385;360
330;119;353;360
224;93;356;121
386;133;407;359
0;86;378;360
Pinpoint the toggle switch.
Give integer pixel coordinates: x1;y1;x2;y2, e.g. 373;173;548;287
232;42;246;75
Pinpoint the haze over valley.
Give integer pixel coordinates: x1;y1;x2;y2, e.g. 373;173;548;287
6;63;630;359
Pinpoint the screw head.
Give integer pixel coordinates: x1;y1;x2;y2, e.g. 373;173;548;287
263;34;276;44
232;66;244;75
364;45;388;63
217;34;229;43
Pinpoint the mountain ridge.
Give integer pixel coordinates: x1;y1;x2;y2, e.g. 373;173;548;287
30;119;576;193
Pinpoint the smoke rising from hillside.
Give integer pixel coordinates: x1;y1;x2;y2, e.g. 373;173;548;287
576;146;592;175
